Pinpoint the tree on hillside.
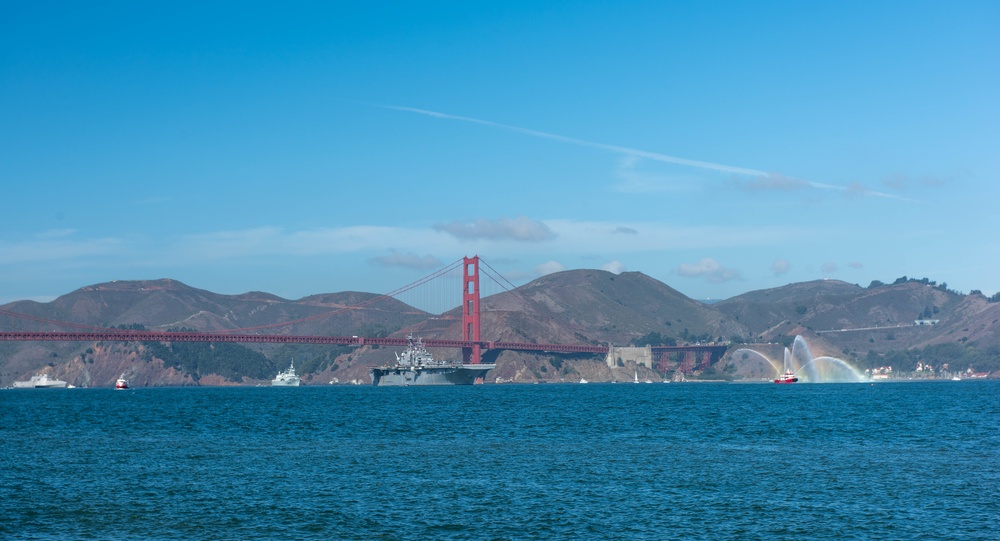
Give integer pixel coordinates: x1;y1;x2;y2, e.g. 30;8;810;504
630;331;677;347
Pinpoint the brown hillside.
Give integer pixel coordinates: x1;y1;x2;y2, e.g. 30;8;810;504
3;273;998;386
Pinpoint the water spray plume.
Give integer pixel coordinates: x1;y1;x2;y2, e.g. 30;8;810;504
734;335;867;383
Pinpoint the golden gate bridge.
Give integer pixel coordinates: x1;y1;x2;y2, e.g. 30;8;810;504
0;256;726;372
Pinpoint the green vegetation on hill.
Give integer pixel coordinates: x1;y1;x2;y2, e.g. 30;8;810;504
629;331;677;347
870;276;963;296
144;340;274;382
863;343;1000;373
137;327;274;382
269;344;355;376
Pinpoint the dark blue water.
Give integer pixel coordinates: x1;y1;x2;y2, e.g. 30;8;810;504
2;381;998;540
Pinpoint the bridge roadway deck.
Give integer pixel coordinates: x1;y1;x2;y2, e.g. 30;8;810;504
0;331;727;357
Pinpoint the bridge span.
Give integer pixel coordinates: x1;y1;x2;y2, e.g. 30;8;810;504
0;330;726;360
0;256;730;370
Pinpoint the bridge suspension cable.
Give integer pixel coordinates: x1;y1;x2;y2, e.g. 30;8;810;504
214;258;465;333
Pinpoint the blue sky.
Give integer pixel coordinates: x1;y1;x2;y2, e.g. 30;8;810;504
2;1;998;310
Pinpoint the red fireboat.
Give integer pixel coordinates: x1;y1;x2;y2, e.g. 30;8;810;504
115;374;129;390
774;371;798;384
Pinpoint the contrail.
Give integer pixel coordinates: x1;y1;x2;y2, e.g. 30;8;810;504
380;104;766;176
377;104;915;202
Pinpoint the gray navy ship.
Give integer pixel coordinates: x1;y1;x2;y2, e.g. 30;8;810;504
369;335;495;386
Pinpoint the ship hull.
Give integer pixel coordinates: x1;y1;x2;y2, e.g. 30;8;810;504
370;365;494;386
12;376;68;388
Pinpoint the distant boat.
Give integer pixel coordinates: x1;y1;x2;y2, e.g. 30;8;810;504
12;374;68;389
271;362;301;386
774;371;798;384
579;378;589;384
115;374;129;390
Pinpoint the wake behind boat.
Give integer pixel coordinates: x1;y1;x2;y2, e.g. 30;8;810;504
369;335;495;386
271;362;301;386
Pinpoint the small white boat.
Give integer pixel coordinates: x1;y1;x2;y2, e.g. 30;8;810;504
115;374;129;390
271;362;301;386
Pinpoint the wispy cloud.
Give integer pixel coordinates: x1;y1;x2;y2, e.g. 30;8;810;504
612;155;699;194
546;220;808;252
178;226;432;258
881;173;952;191
369;250;443;270
3;220;808;271
0;232;123;265
378;104;918;202
434;216;556;242
771;259;791;276
676;257;742;284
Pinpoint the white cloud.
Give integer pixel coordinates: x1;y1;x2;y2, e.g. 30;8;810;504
602;260;626;274
771;259;791;276
535;261;565;276
821;262;839;274
676;257;742;283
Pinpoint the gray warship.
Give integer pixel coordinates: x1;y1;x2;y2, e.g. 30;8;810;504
369;335;495;386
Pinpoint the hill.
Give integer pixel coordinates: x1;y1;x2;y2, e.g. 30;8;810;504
0;279;428;387
2;273;998;386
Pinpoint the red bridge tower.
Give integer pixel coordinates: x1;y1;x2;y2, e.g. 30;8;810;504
462;256;482;364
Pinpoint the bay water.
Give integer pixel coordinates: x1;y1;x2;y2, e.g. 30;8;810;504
2;381;997;540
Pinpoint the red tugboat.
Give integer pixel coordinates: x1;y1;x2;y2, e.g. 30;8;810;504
774;371;798;384
115;374;129;390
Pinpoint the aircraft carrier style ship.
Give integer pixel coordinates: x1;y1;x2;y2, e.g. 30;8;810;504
369;335;495;386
